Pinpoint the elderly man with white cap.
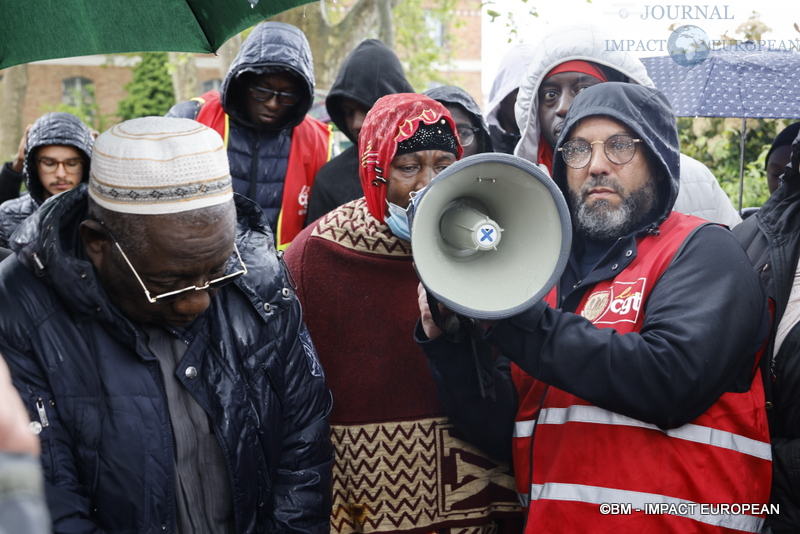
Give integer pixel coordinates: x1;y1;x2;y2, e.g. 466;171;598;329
0;117;334;534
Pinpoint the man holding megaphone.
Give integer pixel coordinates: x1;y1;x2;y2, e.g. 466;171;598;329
416;83;772;533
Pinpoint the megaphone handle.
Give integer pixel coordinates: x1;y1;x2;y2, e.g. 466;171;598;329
470;325;496;401
424;289;495;399
426;290;444;329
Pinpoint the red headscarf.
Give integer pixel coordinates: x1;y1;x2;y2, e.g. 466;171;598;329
358;93;463;222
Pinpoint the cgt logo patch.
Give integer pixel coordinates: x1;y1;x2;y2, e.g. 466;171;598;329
583;278;646;325
298;185;311;215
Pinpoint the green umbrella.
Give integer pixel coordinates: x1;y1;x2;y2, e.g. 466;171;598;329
0;0;315;70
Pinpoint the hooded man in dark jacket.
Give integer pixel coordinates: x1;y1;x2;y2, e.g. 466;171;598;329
735;131;800;533
0;117;333;534
423;85;494;158
167;22;332;250
416;83;772;533
0;112;93;248
304;39;414;225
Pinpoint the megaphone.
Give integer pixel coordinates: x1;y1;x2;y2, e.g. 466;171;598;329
409;152;572;320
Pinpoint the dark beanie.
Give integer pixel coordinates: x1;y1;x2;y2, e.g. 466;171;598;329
396;120;459;157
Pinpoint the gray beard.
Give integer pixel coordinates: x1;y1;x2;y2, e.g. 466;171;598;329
570;176;659;242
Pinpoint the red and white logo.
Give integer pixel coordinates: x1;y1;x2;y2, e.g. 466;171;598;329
586;278;646;325
298;185;311;208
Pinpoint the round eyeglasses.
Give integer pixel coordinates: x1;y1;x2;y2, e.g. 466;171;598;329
38;157;83;175
456;126;481;147
558;134;643;169
248;86;300;107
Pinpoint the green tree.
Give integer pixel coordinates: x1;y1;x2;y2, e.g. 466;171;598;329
117;52;175;121
678;117;786;209
392;0;458;90
484;0;538;43
270;0;459;92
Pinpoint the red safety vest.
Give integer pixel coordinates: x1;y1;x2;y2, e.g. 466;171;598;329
193;90;332;249
511;213;772;533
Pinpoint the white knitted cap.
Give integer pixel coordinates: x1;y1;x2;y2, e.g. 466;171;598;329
89;117;233;215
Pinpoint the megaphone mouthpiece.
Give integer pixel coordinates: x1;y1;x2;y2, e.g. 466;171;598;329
440;199;503;253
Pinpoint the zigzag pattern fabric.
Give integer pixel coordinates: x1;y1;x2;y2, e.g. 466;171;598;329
311;198;410;256
285;197;523;534
331;418;518;534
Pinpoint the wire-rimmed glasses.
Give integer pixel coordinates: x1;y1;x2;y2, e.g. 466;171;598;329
558;134;643;169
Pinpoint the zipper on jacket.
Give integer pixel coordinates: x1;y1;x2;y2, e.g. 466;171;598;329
36;397;49;428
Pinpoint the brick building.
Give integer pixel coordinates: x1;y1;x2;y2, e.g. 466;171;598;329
436;1;483;104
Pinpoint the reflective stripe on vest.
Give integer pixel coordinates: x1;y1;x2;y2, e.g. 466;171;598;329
516;405;771;460
513;419;535;438
528;483;764;533
510;213;772;531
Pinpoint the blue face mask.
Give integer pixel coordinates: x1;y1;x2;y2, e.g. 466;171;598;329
385;200;411;242
385;185;429;243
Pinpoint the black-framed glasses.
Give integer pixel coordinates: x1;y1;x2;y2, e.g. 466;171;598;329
248;85;301;107
456;126;481;147
558;134;643;169
38;157;83;175
99;222;248;304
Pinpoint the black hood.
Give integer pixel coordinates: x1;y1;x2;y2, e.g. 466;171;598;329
552;82;681;229
423;85;494;153
766;122;800;173
220;22;315;131
753;130;800;234
326;39;414;143
775;130;800;187
24;112;94;205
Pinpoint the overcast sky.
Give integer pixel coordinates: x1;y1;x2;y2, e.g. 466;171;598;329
480;0;800;106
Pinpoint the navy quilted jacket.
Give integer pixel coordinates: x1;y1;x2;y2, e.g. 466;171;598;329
167;22;316;231
0;185;333;534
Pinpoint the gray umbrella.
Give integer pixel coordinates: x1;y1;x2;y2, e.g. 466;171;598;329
641;47;800;211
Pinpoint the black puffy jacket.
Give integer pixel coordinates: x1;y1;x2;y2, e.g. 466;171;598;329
735;132;800;533
0;185;334;534
168;22;316;231
0;112;93;247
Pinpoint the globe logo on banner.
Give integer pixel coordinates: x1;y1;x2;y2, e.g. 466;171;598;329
668;25;711;67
